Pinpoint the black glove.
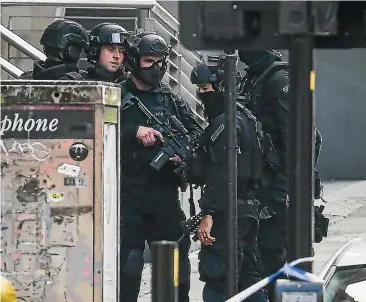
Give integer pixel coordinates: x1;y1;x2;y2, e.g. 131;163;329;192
314;205;329;243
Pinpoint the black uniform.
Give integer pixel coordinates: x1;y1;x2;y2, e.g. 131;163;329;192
238;50;323;299
20;59;85;80
199;111;269;302
190;62;268;302
83;23;129;82
120;33;202;302
20;19;88;80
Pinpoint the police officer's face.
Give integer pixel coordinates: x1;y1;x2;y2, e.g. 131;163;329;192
140;55;164;68
99;44;124;72
197;83;214;93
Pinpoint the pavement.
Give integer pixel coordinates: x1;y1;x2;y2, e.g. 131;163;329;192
138;180;366;301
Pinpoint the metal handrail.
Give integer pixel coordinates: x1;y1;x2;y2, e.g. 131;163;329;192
1;0;155;8
151;3;201;63
151;3;179;33
0;57;24;78
1;24;47;61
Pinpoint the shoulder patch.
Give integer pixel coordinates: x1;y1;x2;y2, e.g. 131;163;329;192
282;84;290;94
211;124;225;142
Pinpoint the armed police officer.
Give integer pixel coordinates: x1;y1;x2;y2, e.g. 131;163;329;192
190;60;270;302
20;19;89;80
120;32;202;302
83;22;129;82
238;50;323;299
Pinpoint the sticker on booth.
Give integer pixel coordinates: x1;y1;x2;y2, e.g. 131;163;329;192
69;142;89;161
57;163;81;177
64;177;87;187
48;192;64;202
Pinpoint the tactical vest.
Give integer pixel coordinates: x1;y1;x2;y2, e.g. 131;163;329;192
62;71;84;80
239;61;288;166
20;70;84;80
235;104;279;188
242;61;288;108
159;81;182;120
121;80;180;117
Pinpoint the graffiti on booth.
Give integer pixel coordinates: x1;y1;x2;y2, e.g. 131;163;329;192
0;138;97;301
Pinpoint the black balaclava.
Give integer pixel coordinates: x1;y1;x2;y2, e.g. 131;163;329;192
134;61;166;88
198;91;225;121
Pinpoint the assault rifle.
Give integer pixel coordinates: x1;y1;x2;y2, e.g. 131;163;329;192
178;212;203;242
131;96;195;191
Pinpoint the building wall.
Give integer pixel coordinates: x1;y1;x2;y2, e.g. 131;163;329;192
314;49;366;179
278;49;366;179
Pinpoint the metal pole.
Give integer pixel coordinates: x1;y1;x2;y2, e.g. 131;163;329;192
0;24;47;61
1;0;155;8
0;57;24;78
224;51;238;298
287;35;314;272
151;241;179;302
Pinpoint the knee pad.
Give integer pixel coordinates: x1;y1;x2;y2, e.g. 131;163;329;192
122;249;144;276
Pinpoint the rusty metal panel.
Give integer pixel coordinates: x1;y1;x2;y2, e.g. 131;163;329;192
0;80;121;106
0;82;121;302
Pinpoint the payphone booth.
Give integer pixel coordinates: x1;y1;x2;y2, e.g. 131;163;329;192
0;81;121;302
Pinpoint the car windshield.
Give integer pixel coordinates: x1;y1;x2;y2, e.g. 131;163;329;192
325;265;366;302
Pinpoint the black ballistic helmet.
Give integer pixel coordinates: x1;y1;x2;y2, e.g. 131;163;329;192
191;56;244;96
40;19;89;63
87;23;129;63
190;60;226;120
191;62;219;85
125;32;171;86
125;32;171;69
238;50;283;68
191;55;225;91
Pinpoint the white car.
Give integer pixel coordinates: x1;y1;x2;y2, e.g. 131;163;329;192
319;238;366;302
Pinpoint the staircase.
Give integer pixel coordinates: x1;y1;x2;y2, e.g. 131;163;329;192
0;1;206;125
